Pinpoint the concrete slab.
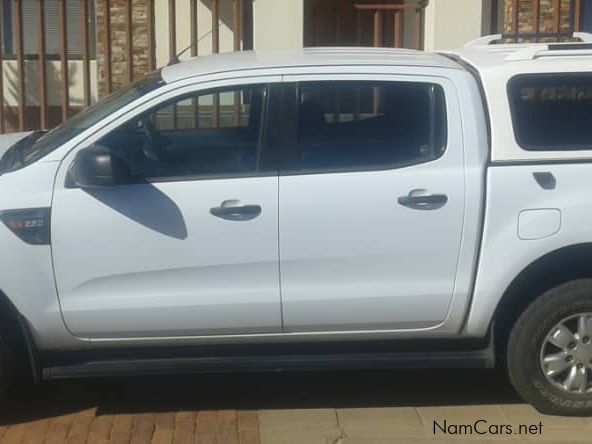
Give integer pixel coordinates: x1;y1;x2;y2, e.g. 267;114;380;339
258;409;343;444
337;407;426;439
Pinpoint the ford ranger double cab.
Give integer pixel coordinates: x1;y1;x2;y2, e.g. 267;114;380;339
1;34;592;416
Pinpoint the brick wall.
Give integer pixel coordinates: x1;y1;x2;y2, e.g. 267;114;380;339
96;0;151;98
504;0;572;34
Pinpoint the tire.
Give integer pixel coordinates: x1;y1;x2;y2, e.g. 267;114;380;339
0;329;13;399
507;279;592;416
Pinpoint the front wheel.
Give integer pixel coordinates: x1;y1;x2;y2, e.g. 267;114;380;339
507;279;592;416
0;328;14;399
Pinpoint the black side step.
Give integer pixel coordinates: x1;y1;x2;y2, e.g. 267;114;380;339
43;348;494;380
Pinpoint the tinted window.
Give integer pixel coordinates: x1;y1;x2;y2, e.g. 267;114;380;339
509;74;592;151
0;72;163;174
285;81;447;173
97;85;267;180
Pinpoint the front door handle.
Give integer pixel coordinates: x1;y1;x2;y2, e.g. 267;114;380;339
398;189;448;210
210;200;262;221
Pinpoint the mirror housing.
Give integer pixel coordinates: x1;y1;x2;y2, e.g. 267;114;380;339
69;145;132;189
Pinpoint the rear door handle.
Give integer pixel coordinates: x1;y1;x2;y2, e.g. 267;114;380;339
210;200;262;221
398;190;448;210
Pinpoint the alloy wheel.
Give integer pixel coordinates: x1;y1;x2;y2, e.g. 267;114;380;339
540;313;592;394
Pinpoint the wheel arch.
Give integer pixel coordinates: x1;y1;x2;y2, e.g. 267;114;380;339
494;242;592;356
0;288;40;383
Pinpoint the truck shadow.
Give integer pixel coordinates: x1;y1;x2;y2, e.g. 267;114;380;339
0;368;522;425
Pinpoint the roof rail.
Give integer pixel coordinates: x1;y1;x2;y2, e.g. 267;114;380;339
465;32;592;48
573;32;592;43
465;34;502;47
506;42;592;61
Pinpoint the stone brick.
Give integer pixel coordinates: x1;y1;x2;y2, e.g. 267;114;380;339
504;0;573;37
96;0;151;98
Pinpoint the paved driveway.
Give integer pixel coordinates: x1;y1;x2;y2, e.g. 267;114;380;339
0;368;591;443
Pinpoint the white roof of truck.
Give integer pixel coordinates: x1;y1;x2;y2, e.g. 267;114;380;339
446;33;592;162
161;47;461;83
447;32;592;73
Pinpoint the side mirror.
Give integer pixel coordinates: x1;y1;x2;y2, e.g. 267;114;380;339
69;144;132;189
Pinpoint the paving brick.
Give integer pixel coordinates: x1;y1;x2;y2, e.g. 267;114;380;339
109;413;134;444
1;423;29;444
88;414;114;444
129;413;155;444
21;418;50;444
216;411;239;444
66;414;94;444
152;412;175;444
154;413;175;430
195;411;217;444
171;412;196;444
5;371;592;444
42;413;73;443
237;411;260;444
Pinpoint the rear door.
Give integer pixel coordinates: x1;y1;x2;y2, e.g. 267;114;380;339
278;74;466;332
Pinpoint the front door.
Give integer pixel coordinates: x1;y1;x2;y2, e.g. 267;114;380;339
279;76;466;332
51;83;282;338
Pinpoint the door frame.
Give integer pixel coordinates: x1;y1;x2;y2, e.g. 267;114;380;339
50;74;285;343
49;74;284;167
275;69;481;337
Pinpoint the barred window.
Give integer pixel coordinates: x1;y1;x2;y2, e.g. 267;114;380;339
1;0;96;58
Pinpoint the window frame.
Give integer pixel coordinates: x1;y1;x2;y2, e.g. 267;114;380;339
278;78;449;176
99;81;277;186
61;79;281;189
507;72;592;152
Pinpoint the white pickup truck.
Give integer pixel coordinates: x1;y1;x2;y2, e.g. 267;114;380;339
0;34;591;416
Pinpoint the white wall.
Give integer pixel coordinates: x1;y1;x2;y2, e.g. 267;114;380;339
154;0;305;59
423;0;484;51
253;0;303;50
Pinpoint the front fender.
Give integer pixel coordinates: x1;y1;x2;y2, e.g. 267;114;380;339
0;160;79;349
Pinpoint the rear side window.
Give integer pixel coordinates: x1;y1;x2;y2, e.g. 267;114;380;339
283;81;447;173
509;73;592;151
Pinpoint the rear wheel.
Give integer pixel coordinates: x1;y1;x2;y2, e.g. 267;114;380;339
507;279;592;416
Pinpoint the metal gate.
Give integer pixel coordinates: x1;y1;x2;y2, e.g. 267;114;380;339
304;0;426;49
0;0;252;134
506;0;584;41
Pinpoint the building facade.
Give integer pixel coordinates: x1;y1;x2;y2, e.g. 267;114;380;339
0;0;586;133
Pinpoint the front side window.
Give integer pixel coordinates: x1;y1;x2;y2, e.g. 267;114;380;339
0;72;163;174
509;73;592;151
285;81;447;173
96;84;268;180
